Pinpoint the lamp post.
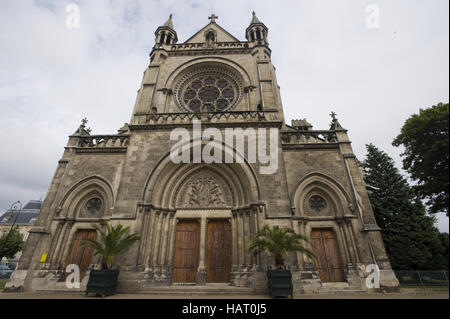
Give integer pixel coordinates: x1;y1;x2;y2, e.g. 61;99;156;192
0;201;22;262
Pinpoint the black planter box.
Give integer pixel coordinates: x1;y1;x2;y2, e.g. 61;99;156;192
85;269;119;297
267;268;293;298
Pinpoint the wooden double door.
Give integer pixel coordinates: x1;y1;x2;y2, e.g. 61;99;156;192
172;219;231;283
65;229;97;280
310;229;345;282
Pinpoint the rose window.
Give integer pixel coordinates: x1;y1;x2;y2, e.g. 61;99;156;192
86;198;102;214
174;67;243;112
309;195;326;212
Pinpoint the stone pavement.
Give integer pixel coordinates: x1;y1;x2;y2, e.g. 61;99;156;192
0;288;448;299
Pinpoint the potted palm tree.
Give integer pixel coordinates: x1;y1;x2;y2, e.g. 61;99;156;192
249;225;315;298
81;222;140;297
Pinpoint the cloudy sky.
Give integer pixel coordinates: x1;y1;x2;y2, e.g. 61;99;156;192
0;0;448;231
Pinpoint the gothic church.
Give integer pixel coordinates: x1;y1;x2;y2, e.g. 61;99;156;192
7;13;399;294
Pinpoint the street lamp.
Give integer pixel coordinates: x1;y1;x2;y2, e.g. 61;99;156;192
0;201;22;262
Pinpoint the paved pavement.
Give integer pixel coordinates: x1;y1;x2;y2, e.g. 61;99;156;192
0;288;448;299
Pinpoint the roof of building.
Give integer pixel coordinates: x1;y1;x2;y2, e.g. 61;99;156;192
250;11;261;25
163;14;174;30
0;200;42;225
22;200;43;210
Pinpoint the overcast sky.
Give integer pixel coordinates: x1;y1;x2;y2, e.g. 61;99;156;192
0;0;448;232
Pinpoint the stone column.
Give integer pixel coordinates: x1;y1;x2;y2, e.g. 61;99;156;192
243;211;250;268
337;219;351;265
137;208;150;267
166;213;177;278
48;221;64;266
196;216;207;285
237;211;245;269
293;220;304;269
144;209;157;270
342;219;357;264
55;220;74;267
231;212;238;269
149;211;161;272
159;211;171;277
346;219;361;263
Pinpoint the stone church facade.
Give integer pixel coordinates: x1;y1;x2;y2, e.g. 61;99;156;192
7;13;399;294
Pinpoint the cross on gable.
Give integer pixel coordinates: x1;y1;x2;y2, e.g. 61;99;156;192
208;14;218;23
330;111;337;121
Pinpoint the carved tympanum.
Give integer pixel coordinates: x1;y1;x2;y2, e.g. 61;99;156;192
186;177;225;207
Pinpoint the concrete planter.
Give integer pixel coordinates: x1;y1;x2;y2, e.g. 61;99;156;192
267;268;293;298
85;269;119;297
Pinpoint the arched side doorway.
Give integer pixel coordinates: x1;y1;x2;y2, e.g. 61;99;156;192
310;228;344;283
291;172;360;283
45;176;115;279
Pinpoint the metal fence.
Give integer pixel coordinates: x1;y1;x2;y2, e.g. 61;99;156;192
395;270;449;286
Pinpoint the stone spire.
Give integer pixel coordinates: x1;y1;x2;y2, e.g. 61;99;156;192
250;11;261;24
163;14;174;29
155;14;178;46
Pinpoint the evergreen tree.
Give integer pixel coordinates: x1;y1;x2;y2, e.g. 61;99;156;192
0;226;24;259
362;143;446;270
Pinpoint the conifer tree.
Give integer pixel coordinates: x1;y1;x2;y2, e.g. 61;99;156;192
362;143;447;270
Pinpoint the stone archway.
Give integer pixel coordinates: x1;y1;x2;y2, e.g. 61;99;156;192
138;149;262;285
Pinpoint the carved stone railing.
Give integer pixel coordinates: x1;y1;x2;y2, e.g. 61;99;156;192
133;110;280;126
170;41;249;51
78;135;130;148
281;130;338;144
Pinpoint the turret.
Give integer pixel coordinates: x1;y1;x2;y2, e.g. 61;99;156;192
245;11;268;45
154;14;178;47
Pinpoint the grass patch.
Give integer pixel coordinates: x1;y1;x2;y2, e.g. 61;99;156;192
0;279;7;290
401;285;449;290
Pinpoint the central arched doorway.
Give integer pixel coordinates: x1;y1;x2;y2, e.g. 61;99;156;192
139;142;262;285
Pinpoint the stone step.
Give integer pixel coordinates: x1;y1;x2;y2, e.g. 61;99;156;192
139;284;254;295
321;282;350;288
319;282;366;294
318;289;367;294
37;284;254;295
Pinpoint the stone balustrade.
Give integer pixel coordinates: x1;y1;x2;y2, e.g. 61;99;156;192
169;41;249;51
78;135;130;148
281;130;338;144
133;110;280;126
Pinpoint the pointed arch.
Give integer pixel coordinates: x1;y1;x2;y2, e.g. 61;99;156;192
56;175;115;218
141;138;261;209
291;172;353;217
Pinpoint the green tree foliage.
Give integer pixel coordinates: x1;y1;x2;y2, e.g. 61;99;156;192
0;227;24;259
248;224;315;268
363;143;447;270
80;222;140;269
438;233;449;270
393;103;449;216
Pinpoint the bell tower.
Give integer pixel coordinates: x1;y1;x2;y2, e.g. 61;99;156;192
245;11;268;45
154;14;178;47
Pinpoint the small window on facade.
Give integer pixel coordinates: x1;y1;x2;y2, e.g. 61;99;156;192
309;195;326;212
86;198;102;215
159;32;165;44
166;34;172;45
